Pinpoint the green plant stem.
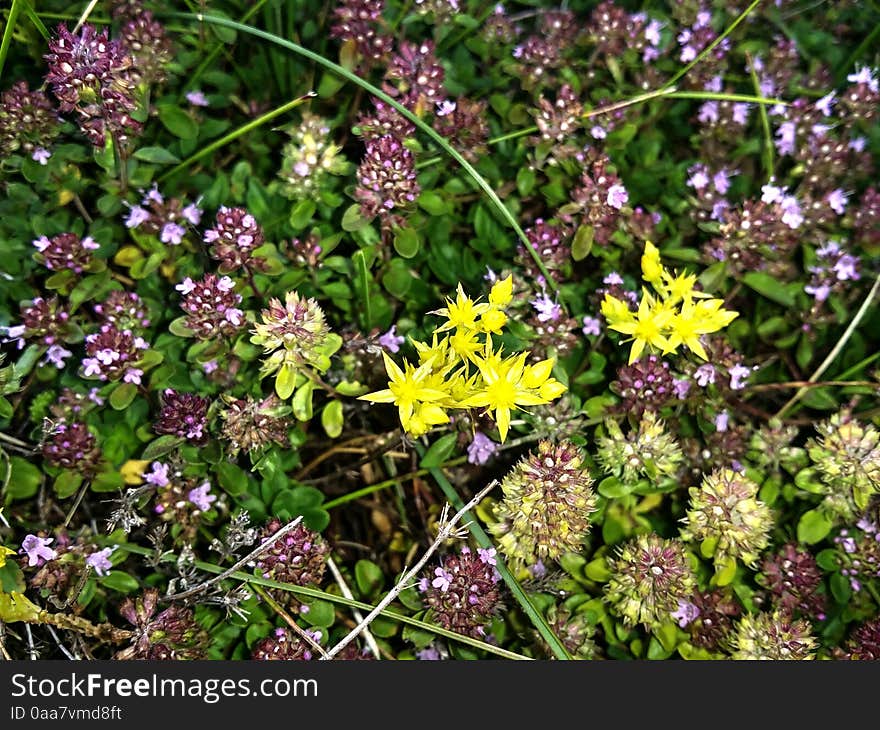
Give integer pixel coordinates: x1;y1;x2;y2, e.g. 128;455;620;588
19;0;48;40
776;271;880;418
484;90;785;148
165;12;559;296
0;0;24;84
111;542;530;660
666;91;788;105
834;351;880;381
159;92;315;183
747;52;775;180
665;0;764;88
416;444;573;660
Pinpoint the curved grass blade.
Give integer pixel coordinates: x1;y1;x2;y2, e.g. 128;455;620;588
0;0;24;84
163;11;558;294
113;542;530;660
158;91;315;183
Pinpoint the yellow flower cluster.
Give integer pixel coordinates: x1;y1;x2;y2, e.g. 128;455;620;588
359;277;567;441
601;241;739;365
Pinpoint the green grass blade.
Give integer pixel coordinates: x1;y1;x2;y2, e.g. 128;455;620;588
164;11;558;294
21;0;48;40
158;91;314;183
0;0;25;84
352;249;372;332
417;445;574;660
113;542;530;660
746;53;775;180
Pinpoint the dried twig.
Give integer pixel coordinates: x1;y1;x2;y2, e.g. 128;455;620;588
326;556;381;660
322;480;498;660
163;515;303;602
251;583;328;659
46;625;79;661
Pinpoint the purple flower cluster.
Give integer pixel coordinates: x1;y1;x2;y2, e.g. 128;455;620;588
805;241;860;304
518;219;570;283
833;522;880;594
355;135;420;220
204;206;266;273
385;41;446;114
94;290;151;332
588;2;663;63
563;150;630;247
82;323;149;383
154;389;210;445
44;24;139;148
33;232;100;274
434;97;489;164
758;543;826;620
175;274;245;340
42;421;101;475
419;547;501;639
0;81;60;160
330;0;392;67
124;185;202;244
611;354;676;417
676;8;729;87
510;10;578;91
356;98;416;141
687;162;736;222
252;627;321;661
118;10;172;87
3;296;70;351
255;519;330;589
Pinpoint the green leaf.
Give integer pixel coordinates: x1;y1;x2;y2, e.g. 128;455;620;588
743;272;796;307
109;382;138;411
321;400;344;438
830;572;852;603
158;105;199;139
419;433;458;468
417;191;447;216
302;599;336;628
597;476;632;498
133;146;181;164
69;273;111;311
797;509;833;544
272;485;326;523
392;226;420;258
571;225;595;261
54;470;83;499
354;559;384;597
516;167;536;196
100;571;140;593
584;557;611;582
0;592;41;623
382;259;414;298
217;461;249;496
292;380;316;421
0;559;25;594
289;199;316;229
341;203;369;231
275;365;298;401
799;387;839;411
91;470;125;493
6;457;42;499
141;435;185;461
